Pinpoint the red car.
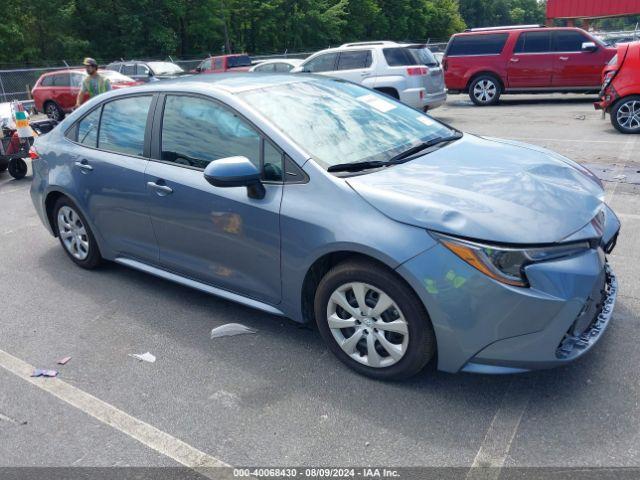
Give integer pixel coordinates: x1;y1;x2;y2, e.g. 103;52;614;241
595;41;640;134
443;25;616;106
31;69;139;121
193;54;253;74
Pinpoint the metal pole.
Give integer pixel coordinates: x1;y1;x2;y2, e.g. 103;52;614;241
0;74;7;103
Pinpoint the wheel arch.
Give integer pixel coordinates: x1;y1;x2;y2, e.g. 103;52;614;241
465;71;504;93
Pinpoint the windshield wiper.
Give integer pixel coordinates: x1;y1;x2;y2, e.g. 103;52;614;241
327;160;388;173
388;132;463;164
327;132;462;174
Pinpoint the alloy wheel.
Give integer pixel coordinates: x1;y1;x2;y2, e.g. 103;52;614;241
57;206;90;261
45;103;61;121
327;282;409;368
617;100;640;131
473;79;497;104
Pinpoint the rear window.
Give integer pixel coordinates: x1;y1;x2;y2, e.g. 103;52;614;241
410;47;439;66
446;34;508;56
40;75;55;87
228;55;252;68
383;48;418;66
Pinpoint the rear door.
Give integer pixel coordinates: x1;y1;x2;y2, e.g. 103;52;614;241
507;31;554;88
334;50;374;85
552;30;606;88
145;93;283;304
64;94;158;262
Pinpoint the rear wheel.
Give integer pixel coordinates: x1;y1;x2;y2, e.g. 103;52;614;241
54;197;102;269
314;260;436;380
44;101;65;121
8;158;27;179
611;96;640;134
469;75;502;106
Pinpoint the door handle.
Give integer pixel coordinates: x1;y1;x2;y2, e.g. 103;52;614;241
74;160;93;172
509;58;519;63
147;181;173;196
559;56;569;61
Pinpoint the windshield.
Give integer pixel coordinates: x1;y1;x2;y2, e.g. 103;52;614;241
239;79;455;169
100;70;135;83
147;62;184;75
228;55;252;68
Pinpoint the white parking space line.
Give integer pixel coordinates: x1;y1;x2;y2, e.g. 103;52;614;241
466;378;530;480
0;348;231;478
499;137;624;145
606;136;638;204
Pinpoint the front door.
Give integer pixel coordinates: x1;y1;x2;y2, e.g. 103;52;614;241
145;94;283;304
66;94;158;262
507;31;554;88
552;30;607;88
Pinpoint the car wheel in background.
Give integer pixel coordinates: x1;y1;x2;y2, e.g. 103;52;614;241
44;101;65;121
54;197;102;269
314;259;436;380
611;96;640;134
8;158;28;179
469;75;502;106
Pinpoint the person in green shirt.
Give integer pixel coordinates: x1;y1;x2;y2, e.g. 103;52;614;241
75;57;111;108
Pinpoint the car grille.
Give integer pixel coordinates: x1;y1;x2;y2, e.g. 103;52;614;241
556;264;617;360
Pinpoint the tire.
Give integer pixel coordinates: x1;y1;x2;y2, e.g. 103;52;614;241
469;74;502;106
8;158;28;179
610;96;640;134
314;259;436;380
53;197;102;269
44;101;65;121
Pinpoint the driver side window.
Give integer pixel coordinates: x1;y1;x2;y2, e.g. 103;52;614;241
160;95;283;181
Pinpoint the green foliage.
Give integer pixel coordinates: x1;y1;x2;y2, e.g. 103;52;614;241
459;0;545;29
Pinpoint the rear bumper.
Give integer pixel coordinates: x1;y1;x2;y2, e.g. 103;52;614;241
400;88;447;110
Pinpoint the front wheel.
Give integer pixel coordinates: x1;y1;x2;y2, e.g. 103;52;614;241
314;260;436;380
8;158;27;179
611;96;640;134
469;75;502;106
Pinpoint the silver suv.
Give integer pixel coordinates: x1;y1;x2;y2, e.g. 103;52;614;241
292;41;447;110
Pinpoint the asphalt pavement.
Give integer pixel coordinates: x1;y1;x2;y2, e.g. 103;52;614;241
1;94;639;478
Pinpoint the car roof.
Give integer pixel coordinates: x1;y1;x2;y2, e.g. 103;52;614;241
453;26;588;37
253;58;303;65
121;72;317;94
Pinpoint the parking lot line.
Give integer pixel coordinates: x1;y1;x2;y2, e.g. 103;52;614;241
606;136;638;204
0;348;231;477
466;378;531;480
501;137;625;145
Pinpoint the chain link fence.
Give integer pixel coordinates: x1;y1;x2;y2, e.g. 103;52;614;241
0;41;449;105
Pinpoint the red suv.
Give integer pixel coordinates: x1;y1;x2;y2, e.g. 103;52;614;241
194;54;253;74
443;26;616;106
31;69;139;121
595;41;640;134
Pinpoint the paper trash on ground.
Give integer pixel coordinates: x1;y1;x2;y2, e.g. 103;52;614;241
30;369;58;378
128;352;156;363
210;323;257;339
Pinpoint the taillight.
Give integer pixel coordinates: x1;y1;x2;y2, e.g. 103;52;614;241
407;67;428;76
29;146;39;160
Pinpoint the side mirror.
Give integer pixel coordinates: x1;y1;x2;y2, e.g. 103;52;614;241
582;41;598;52
203;156;265;199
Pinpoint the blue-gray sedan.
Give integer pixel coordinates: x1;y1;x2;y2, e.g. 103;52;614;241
30;74;620;379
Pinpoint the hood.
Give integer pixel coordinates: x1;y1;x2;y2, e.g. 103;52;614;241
346;134;604;245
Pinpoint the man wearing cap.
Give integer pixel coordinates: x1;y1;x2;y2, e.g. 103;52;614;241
75;57;111;108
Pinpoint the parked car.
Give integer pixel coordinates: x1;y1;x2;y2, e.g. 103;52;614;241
32;69;139;121
249;59;303;72
30;74;619;380
106;61;185;82
443;25;617;106
595;41;640;134
291;41;447;110
194;54;253;74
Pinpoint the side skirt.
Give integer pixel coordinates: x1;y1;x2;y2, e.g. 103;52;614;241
114;257;285;316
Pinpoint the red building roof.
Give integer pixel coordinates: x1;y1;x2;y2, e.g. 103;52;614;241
547;0;640;19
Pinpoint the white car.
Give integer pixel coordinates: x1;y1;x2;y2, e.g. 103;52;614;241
249;59;304;73
291;41;447;110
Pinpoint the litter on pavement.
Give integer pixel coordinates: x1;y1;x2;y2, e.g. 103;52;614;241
30;369;58;378
57;356;71;365
128;352;156;363
210;323;257;339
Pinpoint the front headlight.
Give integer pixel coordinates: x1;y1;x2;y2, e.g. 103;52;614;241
431;232;591;287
